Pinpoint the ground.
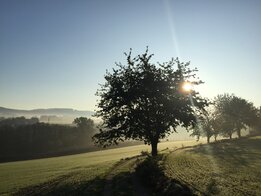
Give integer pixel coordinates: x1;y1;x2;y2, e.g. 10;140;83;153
0;137;260;195
0;140;197;195
165;136;261;195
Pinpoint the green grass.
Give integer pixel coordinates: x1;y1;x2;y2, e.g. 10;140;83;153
0;140;198;195
164;136;261;195
1;137;260;195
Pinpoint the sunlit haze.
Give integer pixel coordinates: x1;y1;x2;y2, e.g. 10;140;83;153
1;0;261;111
182;82;193;92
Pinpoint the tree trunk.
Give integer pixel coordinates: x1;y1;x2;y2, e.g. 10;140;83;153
237;129;241;138
207;136;210;144
214;135;217;142
229;133;232;139
151;141;158;156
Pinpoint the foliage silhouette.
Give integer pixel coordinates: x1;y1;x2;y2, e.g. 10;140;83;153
93;48;208;156
251;106;261;136
191;108;226;143
214;94;257;139
0;116;39;127
0;118;96;162
191;113;213;143
73;117;94;129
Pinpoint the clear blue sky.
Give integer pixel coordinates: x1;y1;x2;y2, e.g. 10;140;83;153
1;0;261;111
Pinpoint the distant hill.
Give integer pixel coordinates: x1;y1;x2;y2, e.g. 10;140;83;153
0;107;95;124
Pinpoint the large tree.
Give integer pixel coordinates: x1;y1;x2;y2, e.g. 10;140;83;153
214;94;257;138
93;48;208;156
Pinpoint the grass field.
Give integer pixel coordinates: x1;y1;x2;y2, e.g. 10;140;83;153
0;140;198;195
1;137;260;195
165;136;261;195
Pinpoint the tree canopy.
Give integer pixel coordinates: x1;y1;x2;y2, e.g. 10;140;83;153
191;111;214;143
252;107;261;135
73;117;94;129
93;48;208;156
214;94;257;138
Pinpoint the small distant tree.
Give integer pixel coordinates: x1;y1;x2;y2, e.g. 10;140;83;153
191;111;213;143
219;116;235;139
214;94;257;138
250;106;261;136
30;117;39;124
211;115;222;141
93;48;208;156
257;107;261;134
73;117;94;129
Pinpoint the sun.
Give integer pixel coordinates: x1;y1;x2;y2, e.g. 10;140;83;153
182;82;193;92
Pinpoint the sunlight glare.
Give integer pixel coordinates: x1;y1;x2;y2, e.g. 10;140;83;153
182;82;193;92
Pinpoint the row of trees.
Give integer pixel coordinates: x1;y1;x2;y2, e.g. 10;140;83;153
0;116;39;127
191;94;260;143
92;48;260;156
0;117;96;161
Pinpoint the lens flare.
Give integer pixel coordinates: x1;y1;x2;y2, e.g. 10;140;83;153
182;82;193;92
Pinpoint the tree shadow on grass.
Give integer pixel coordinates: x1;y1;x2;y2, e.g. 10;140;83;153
135;155;196;196
15;174;106;196
15;170;135;196
111;171;134;196
188;137;261;166
15;155;196;196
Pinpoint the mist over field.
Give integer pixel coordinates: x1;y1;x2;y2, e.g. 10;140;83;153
0;107;94;124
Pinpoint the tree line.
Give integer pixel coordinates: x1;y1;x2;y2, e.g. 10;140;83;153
0;117;96;162
0;116;39;126
191;94;260;143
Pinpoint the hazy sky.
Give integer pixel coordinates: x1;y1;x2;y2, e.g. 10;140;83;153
1;0;261;111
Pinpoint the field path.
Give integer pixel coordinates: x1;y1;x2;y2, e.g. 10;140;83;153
103;159;131;196
103;156;150;196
